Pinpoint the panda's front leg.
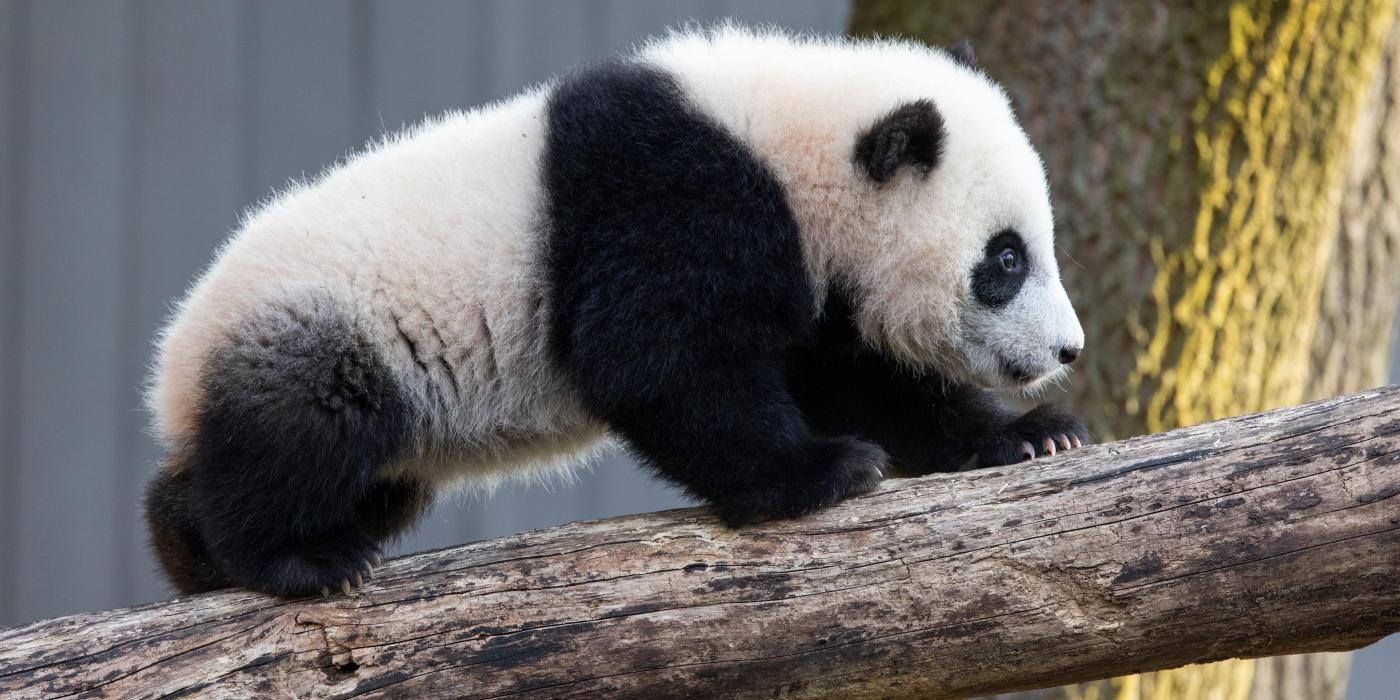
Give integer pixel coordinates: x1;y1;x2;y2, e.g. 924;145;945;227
788;335;1090;475
566;332;890;526
612;370;891;526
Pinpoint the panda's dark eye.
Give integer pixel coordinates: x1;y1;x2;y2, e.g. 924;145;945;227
998;248;1020;273
972;229;1029;308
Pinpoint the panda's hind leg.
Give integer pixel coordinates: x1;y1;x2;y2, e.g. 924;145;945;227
147;456;428;596
356;475;433;544
172;300;420;597
145;460;234;594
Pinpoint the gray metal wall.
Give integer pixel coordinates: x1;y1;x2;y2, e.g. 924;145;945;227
0;0;847;628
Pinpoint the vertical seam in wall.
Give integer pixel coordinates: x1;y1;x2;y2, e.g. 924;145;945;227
350;0;375;143
701;0;727;23
112;0;147;607
585;0;608;56
0;0;32;627
472;0;497;99
831;0;852;31
237;1;259;209
601;0;621;51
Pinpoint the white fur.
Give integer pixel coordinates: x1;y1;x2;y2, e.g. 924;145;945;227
149;25;1081;489
645;25;1082;387
149;86;606;487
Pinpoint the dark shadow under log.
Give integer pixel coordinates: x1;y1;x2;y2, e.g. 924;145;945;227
2;388;1398;699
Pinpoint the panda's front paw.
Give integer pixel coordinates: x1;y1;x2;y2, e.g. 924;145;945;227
711;437;889;526
968;404;1091;469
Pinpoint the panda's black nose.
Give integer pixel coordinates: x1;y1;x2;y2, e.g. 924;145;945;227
1058;346;1081;365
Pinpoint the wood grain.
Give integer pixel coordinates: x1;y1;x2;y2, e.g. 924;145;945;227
2;388;1398;699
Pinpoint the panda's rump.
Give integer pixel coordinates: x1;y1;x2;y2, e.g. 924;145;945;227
152;246;601;485
149;90;605;482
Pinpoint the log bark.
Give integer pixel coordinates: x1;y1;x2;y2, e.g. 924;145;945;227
3;388;1399;700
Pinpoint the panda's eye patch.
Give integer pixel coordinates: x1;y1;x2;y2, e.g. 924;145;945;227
972;230;1029;308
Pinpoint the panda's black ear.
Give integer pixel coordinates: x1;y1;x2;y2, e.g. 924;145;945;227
945;39;977;69
854;99;946;184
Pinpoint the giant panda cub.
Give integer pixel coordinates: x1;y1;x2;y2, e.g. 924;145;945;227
144;25;1090;597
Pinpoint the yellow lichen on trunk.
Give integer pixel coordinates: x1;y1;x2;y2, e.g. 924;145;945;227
1062;659;1254;700
1137;0;1395;433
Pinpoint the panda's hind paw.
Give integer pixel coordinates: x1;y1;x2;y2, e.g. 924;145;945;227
247;533;382;598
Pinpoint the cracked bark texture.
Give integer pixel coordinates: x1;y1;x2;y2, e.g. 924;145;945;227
1;387;1398;699
850;1;1400;698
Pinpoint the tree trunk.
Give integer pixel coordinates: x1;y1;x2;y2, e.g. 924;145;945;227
1306;6;1400;402
850;1;1400;698
2;388;1398;699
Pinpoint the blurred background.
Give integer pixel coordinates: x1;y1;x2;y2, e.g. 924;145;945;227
0;1;1395;698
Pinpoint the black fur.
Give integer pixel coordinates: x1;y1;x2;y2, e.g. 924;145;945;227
971;402;1091;466
544;60;888;526
854;99;946;183
945;39;978;70
145;299;428;596
789;291;1091;475
145;464;232;594
971;229;1030;308
543;60;1085;526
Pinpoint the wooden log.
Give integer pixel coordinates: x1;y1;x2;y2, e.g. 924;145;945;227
2;388;1398;699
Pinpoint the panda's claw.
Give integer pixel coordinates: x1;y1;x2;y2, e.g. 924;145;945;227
320;586;331;598
354;573;364;588
340;578;353;596
370;551;383;567
969;406;1090;470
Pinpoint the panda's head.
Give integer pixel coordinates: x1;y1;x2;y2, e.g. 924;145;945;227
844;44;1083;391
